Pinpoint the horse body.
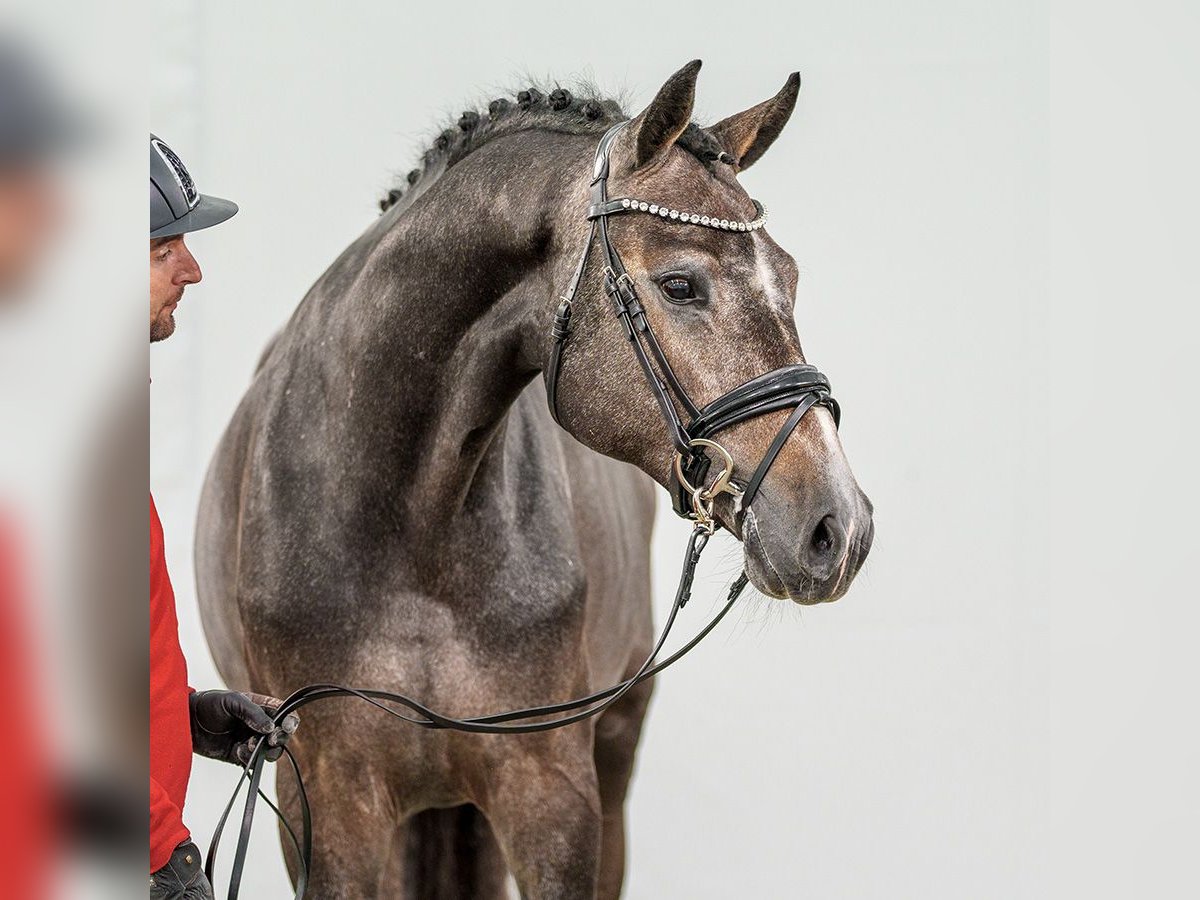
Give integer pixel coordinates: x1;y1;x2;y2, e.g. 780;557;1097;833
197;62;873;898
198;127;658;898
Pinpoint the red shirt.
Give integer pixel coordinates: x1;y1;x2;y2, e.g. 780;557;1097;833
149;495;193;872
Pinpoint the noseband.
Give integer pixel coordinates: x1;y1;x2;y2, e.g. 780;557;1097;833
545;122;840;528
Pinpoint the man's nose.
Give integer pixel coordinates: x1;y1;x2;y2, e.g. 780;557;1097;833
178;246;202;285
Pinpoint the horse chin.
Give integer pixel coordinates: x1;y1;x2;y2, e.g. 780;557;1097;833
742;547;790;600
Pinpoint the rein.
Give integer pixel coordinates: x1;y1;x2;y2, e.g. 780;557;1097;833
206;120;841;899
208;532;745;898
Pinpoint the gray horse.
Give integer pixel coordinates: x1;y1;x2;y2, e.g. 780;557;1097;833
196;61;872;899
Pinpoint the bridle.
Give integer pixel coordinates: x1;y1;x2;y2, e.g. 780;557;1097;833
545;121;840;530
207;120;843;900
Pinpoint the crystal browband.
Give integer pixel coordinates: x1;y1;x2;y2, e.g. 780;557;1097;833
586;197;768;232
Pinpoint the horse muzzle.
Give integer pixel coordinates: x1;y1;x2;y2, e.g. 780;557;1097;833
740;487;874;604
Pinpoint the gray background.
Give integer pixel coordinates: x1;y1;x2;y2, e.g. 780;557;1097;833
150;1;1199;897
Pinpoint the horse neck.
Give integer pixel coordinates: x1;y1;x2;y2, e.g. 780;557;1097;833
320;133;591;521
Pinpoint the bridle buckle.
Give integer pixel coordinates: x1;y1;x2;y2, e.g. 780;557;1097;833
691;487;716;534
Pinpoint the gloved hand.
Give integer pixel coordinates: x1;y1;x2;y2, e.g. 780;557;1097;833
188;690;299;767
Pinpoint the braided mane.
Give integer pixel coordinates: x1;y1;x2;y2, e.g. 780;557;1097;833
379;81;729;213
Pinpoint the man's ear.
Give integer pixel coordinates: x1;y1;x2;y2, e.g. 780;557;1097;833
629;59;702;169
710;72;801;172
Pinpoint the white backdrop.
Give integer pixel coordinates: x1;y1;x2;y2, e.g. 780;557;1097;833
150;2;1199;897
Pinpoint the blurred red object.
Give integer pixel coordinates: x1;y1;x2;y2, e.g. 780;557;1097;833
0;513;54;899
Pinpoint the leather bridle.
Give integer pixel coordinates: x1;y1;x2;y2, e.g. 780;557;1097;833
207;121;844;900
545;121;840;528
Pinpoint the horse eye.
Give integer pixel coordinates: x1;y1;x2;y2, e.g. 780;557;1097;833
659;276;695;303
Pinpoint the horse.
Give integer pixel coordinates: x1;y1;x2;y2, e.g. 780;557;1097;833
195;60;873;899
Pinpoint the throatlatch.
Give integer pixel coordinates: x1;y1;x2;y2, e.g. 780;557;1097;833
544;121;839;528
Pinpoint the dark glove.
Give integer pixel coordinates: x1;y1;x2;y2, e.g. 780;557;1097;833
189;690;299;767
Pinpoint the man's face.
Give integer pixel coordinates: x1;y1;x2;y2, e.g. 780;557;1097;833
0;165;63;301
149;234;201;342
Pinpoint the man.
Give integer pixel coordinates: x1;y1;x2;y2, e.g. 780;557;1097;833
150;134;298;899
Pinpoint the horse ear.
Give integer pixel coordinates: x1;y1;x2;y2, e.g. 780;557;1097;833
710;72;801;171
630;59;702;169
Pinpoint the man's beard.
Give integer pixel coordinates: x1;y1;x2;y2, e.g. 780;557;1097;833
150;309;175;343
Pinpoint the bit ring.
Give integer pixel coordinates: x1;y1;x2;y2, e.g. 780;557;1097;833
673;438;740;503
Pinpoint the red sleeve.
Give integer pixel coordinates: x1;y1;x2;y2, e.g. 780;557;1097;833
150;776;190;870
0;514;54;899
149;496;193;871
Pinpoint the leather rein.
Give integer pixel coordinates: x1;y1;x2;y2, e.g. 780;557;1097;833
207;120;840;900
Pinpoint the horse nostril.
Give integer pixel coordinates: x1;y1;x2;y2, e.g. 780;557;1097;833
810;514;838;558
